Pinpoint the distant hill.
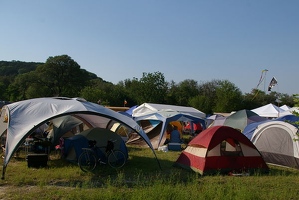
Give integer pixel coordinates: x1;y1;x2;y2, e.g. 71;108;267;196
0;60;108;83
0;60;43;76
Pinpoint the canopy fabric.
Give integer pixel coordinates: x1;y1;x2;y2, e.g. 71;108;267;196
251;103;286;118
281;107;299;116
280;105;291;111
207;114;226;128
132;109;206;149
132;103;206;119
0;97;158;179
48;115;85;145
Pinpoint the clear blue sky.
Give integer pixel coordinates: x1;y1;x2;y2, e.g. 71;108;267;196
1;1;298;95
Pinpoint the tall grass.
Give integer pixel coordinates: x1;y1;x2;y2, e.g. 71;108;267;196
0;146;299;199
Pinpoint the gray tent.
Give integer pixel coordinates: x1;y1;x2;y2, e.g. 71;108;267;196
247;121;299;169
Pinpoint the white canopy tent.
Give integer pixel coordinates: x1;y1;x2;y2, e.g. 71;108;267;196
280;105;291;111
251;103;287;118
0;97;158;179
132;103;206;118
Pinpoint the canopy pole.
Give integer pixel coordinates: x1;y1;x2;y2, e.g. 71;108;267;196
151;149;162;170
1;165;6;180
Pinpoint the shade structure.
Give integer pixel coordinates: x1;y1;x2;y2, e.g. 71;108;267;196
251;103;286;118
132;103;206;119
0;97;158;179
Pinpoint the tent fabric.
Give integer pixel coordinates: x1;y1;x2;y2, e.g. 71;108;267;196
223;109;267;132
206;114;224;127
64;134;89;162
0;97;158;179
275;114;299;127
207;115;226;127
281;107;299;116
175;126;269;175
126;121;164;148
47;115;86;145
132;103;206;119
251;103;286;118
131;109;206;149
119;105;138;118
64;127;128;162
244;121;299;169
280;105;291;111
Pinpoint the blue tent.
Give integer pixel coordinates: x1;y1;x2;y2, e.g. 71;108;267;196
275;115;299;127
119;105;138;118
64;135;89;162
64;128;129;162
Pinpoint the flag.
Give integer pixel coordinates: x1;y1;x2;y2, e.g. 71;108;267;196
268;77;278;91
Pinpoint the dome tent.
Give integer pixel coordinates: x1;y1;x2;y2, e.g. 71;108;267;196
64;127;128;162
175;126;269;175
243;120;299;169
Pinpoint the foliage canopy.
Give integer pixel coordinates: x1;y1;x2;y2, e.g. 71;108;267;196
0;56;295;114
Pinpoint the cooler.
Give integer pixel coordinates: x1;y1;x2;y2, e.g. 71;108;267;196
168;143;182;151
26;154;48;168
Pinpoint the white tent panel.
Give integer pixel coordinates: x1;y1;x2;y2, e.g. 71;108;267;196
251;103;286;118
132;103;206;118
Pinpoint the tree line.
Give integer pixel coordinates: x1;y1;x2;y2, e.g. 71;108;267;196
0;55;295;115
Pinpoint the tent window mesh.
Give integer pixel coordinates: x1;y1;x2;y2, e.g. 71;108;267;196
220;139;243;156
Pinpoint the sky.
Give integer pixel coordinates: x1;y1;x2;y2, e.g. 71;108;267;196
0;0;298;95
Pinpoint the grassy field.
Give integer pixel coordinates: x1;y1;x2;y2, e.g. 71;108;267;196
0;146;299;200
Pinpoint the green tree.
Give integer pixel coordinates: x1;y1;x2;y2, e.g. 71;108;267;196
35;55;90;97
8;71;38;101
165;80;178;105
275;93;294;107
126;72;168;104
118;78;140;107
80;86;107;104
140;72;168;104
189;95;213;114
174;79;199;106
191;80;221;114
213;80;243;112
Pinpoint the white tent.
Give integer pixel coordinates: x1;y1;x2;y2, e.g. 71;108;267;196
132;103;206;119
280;105;291;111
251;103;286;118
0;97;158;179
131;109;206;149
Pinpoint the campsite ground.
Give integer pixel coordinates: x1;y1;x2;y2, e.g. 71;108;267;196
0;146;299;200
